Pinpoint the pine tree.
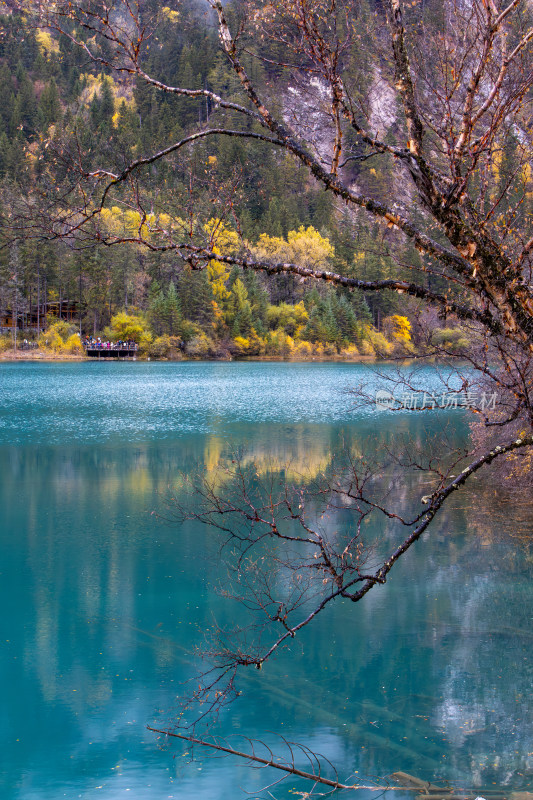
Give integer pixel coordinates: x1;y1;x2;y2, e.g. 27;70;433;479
38;79;61;129
0;64;14;136
0;132;10;178
17;68;38;137
176;267;214;327
99;77;115;129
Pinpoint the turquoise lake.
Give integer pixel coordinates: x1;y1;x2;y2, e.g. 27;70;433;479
0;362;532;799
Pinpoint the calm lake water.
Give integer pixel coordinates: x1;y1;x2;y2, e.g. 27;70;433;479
0;362;531;799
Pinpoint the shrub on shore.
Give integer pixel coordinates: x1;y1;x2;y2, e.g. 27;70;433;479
38;321;84;354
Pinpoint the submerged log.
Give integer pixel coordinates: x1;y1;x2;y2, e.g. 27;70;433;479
391;771;454;794
389;772;517;800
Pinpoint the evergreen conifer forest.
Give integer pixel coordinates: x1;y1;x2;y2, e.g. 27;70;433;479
0;0;488;360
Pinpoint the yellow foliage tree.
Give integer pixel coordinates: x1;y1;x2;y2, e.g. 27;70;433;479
38;321;82;354
99;206;179;242
36;30;60;57
389;315;412;343
161;6;180;23
207;260;231;305
252;226;334;268
106;311;151;344
204;219;240;304
266;301;309;335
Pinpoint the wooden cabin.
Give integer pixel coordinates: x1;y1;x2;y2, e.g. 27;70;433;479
0;310;17;330
1;301;81;332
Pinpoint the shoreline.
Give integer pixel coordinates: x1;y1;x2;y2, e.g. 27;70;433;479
0;349;378;363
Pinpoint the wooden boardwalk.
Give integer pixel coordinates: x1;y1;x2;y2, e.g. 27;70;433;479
85;345;138;359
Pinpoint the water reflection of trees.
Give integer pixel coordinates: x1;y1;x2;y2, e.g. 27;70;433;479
2;425;532;791
162;424;532;789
